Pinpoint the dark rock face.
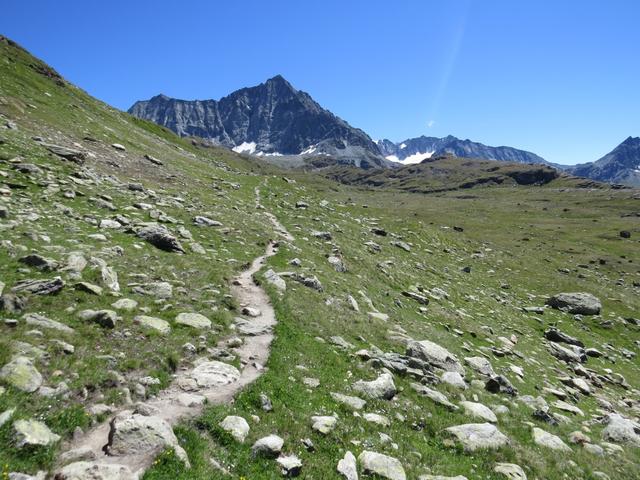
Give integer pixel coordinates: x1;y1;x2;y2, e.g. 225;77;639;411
569;136;640;187
129;75;384;166
378;135;551;166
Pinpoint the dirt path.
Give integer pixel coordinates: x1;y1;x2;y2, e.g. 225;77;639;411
54;206;292;479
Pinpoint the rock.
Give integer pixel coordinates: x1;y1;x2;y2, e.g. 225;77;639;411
78;309;118;328
312;231;332;240
402;290;430;305
0;407;15;427
546;292;601;315
548;343;585;363
552;400;584;416
331;392;366;410
352;373;396;400
441;371;467;389
358;451;406;480
252;434;284;458
311;415;337;434
58;447;97;466
532;427;571;451
328;256;347;272
0;356;42;392
460;401;497;423
620;230;631;238
391;241;411;252
445;423;509;451
18;254;58;271
55;461;135;480
74;282;103;296
329;335;355;350
12;276;64;295
337;451;358;480
106;412;190;466
291;273;323;291
133;281;172;299
23;313;74;333
136;224;185;253
411;383;458;411
494;463;527;480
544;328;584;347
260;393;273;411
264;269;286;292
111;143;126;151
41;143;86;164
601;414;640;446
219;415;250;443
193;216;222;227
485;375;518;396
181;361;240;390
144;154;163;165
13;419;60;447
464;356;495;376
175;312;211;329
407;340;464;374
0;293;26;313
134;315;171;334
111;298;138;311
277;454;302;477
363;413;390;426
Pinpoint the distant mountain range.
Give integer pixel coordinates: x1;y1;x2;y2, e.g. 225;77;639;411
377;135;552;166
129;76;640;186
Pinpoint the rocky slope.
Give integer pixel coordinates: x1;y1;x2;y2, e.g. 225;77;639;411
569;136;640;187
129;75;387;167
378;135;553;166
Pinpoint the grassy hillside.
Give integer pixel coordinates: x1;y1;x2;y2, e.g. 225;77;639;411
1;36;639;480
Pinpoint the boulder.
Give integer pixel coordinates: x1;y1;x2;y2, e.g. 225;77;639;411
136;224;185;253
352;373;396;400
180;361;240;390
337;451;358;480
601;414;640;446
106;412;190;466
460;401;497;423
13;419;60;447
12;277;64;295
219;415;250;443
445;423;509;451
55;462;135;480
494;463;527;480
252;434;284;458
0;356;42;392
532;427;571;451
546;292;601;315
175;312;211;329
358;451;406;480
134;315;171;334
407;340;464;374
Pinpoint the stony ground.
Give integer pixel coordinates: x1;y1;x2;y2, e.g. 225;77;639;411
0;36;639;480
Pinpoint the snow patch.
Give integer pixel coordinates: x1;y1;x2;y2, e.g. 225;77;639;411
403;151;434;164
300;145;317;155
385;155;401;163
399;143;407;149
232;142;257;154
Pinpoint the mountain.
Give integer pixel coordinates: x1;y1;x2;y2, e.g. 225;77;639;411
377;135;553;166
569;136;640;186
128;75;387;168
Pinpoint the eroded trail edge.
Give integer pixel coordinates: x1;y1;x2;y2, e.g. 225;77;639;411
54;208;292;479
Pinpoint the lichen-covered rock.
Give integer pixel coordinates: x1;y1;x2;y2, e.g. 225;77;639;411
546;292;601;315
445;423;509;451
358;450;406;480
13;419;60;447
0;356;42;392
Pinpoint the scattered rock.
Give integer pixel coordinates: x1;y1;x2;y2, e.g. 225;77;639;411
407;340;464;374
352;373;396;400
358;450;406;480
0;356;42;392
337;451;358;480
252;434;284;458
546;292;601;315
532;427;571;451
445;423;509;451
219;415;250;443
13;419;60;447
175;312;211;329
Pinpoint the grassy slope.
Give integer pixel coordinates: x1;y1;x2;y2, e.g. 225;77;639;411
1;36;639;479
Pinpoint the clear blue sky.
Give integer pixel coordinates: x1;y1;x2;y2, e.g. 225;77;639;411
3;0;639;165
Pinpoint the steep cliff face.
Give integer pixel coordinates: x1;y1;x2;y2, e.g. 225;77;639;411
129;75;383;161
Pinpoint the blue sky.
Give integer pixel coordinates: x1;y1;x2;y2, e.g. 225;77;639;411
3;0;639;165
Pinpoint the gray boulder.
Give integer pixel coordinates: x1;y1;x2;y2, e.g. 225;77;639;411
546;292;601;315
